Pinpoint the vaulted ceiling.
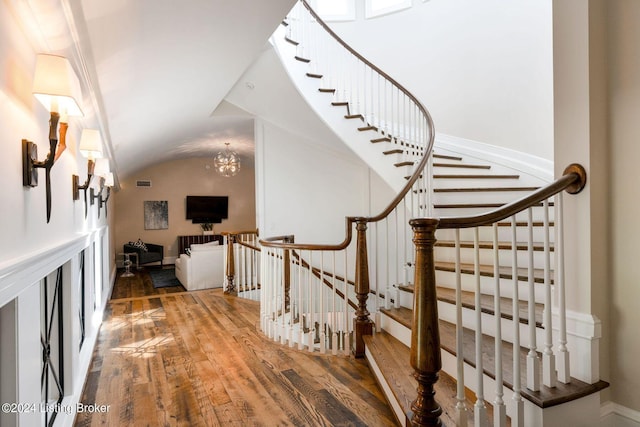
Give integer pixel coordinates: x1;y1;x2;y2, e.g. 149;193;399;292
66;0;297;178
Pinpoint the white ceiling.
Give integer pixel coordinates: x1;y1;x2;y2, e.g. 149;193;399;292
67;0;297;178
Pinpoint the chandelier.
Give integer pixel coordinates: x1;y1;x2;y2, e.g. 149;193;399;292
213;142;241;177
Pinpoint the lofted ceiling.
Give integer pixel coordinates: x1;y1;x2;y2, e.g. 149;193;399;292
66;0;297;179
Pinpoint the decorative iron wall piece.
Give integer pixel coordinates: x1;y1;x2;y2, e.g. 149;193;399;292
41;266;64;427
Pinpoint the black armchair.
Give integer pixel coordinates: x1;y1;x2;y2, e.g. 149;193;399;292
123;242;164;267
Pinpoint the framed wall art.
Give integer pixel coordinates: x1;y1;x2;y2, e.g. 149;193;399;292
144;201;168;230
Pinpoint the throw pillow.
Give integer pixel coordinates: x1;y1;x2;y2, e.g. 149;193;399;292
133;239;148;252
185;248;191;256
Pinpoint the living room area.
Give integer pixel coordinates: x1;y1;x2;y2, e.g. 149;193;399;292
114;151;257;290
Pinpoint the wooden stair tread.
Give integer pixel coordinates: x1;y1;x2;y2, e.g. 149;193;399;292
497;221;555;227
434;187;540;193
398;284;543;327
435;240;554;252
434;201;554;209
383;149;404;155
318;88;336;93
294;55;310;63
434;174;521;179
435;202;507;209
433;153;463;161
371;137;392;143
364;331;471;426
306;72;322;78
358;125;378;131
379;307;609;408
434;162;491;169
434;260;552;284
394;161;414;167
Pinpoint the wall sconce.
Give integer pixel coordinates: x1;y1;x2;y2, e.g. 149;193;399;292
72;129;103;216
90;159;111;218
99;172;114;217
23;54;83;222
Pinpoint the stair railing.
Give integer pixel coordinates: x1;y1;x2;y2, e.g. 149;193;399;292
409;164;586;426
285;0;433;172
260;0;436;357
222;230;260;298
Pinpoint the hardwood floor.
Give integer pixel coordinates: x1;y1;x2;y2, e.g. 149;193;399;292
75;268;397;426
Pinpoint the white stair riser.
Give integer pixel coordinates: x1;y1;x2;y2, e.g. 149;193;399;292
432;207;556;223
377;311;583;427
435;227;556;245
434;270;549;304
436;299;549;352
432;191;550;206
434;177;525;188
394;288;549;350
434;246;555;270
272;27;418;192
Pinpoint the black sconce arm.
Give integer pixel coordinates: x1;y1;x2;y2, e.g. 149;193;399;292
22;111;67;223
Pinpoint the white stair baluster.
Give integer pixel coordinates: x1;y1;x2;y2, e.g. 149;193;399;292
320;252;326;354
344;249;350;355
298;249;305;351
556;192;571;383
492;224;507;427
527;207;541;391
542;199;557;388
332;252;339;355
474;227;489;427
511;217;524;426
454;229;468;426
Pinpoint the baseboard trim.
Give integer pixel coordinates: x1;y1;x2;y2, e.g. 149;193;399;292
435;133;554;182
601;401;640;426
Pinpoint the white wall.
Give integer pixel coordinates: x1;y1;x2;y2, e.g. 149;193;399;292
1;4;115;427
607;0;640;416
328;0;554;161
0;3;110;264
256;119;390;244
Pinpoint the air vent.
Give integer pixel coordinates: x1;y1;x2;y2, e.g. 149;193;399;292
136;180;152;188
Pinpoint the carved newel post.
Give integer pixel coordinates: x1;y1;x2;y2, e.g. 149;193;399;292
353;219;373;358
225;234;236;295
409;218;443;426
283;235;294;311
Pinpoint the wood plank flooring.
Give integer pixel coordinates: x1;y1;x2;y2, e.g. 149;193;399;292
75;269;397;427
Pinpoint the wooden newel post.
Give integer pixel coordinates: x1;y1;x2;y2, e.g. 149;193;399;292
353;219;373;358
225;234;237;295
283;236;294;311
408;218;443;426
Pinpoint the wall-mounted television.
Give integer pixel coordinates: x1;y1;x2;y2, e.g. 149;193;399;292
185;196;228;223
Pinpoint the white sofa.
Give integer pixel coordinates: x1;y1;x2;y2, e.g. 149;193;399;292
175;241;225;290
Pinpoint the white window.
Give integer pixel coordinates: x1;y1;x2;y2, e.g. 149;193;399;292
365;0;411;18
313;0;356;21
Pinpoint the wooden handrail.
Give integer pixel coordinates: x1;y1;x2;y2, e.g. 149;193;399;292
291;251;359;311
261;3;435;251
220;229;258;236
259;0;435;359
407;163;587;426
436;164;586;229
237;241;261;252
300;0;436;222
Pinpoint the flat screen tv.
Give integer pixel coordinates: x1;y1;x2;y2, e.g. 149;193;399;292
186;196;228;224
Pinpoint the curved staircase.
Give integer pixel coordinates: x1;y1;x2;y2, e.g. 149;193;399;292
226;2;608;426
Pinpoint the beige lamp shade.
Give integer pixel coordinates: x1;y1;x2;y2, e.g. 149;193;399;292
104;172;114;187
32;54;83;117
93;158;110;178
79;129;103;159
